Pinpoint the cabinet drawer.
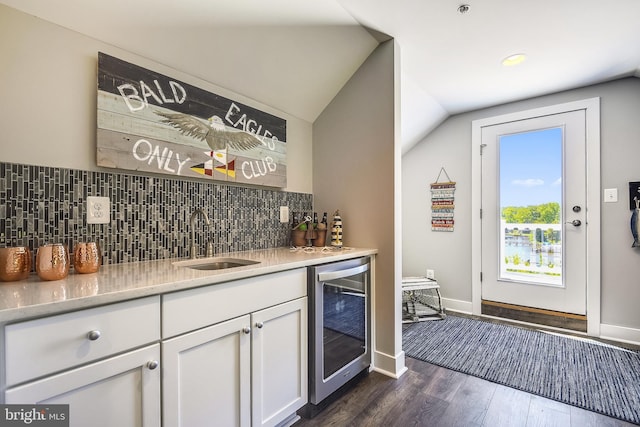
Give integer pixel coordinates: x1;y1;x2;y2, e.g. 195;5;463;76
163;268;306;338
5;296;160;386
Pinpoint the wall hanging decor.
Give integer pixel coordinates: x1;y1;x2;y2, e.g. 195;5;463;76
96;52;287;188
630;181;640;248
430;167;455;232
629;181;640;210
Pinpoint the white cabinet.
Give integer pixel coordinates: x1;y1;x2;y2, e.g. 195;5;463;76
2;267;309;427
4;296;161;427
5;344;161;427
162;315;252;427
5;296;160;386
162;268;308;427
251;298;307;427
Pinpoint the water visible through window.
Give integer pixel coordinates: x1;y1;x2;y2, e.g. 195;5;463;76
499;127;563;286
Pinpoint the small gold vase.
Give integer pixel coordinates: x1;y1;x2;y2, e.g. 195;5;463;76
73;242;101;274
0;246;32;282
36;244;70;281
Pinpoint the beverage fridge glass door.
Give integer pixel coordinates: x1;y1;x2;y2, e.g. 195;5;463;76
322;272;366;378
310;257;370;405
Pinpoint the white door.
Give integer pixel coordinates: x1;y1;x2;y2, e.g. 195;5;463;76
480;110;587;314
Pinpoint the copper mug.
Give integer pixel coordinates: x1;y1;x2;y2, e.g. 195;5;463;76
36;244;70;281
0;246;32;282
73;242;101;274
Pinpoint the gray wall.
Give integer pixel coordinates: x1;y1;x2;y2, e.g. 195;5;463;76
403;77;640;331
1;4;405;370
0;4;314;195
313;40;403;375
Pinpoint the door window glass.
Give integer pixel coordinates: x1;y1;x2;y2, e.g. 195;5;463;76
499;127;563;286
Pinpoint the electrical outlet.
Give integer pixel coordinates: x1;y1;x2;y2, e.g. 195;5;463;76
426;269;435;280
279;206;289;223
87;196;110;224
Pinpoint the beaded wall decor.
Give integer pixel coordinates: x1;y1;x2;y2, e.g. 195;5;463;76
430;168;455;232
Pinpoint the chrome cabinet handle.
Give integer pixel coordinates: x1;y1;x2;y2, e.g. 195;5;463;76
146;360;159;370
87;330;101;341
566;219;582;227
242;326;251;334
317;263;369;282
255;322;264;329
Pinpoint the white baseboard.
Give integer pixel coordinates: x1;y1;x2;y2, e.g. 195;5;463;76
441;298;473;314
600;323;640;347
371;349;408;379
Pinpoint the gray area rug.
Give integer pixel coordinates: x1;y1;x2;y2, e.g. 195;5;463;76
403;315;640;424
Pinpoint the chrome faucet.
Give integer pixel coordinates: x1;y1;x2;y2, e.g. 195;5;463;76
189;208;211;259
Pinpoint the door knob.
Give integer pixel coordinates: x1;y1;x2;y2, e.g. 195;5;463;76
566;219;582;226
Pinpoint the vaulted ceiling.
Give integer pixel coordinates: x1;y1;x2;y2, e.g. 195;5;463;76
2;0;639;154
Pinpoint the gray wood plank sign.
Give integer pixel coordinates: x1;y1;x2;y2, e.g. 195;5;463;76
97;52;287;187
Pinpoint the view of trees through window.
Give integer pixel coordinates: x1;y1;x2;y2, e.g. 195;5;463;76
501;202;560;224
499;126;563;285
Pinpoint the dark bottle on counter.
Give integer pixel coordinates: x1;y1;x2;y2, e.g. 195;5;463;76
321;212;328;225
313;212;318;229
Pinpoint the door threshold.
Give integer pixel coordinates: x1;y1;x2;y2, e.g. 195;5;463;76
481;300;587;333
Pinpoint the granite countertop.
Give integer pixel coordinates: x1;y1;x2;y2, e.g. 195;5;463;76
0;246;377;323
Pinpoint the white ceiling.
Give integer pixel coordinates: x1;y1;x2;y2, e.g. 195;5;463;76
3;0;640;154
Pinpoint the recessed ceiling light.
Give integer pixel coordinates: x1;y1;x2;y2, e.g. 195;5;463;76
502;53;527;66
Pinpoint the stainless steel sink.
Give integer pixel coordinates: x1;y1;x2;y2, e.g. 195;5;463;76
174;257;260;271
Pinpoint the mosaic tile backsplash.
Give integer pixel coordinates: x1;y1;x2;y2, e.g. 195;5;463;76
0;162;312;266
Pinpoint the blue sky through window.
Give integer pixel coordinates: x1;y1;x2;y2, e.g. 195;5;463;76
499;127;562;207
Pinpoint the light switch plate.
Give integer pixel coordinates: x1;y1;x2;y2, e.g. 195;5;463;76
87;196;111;224
279;206;289;223
603;188;618;203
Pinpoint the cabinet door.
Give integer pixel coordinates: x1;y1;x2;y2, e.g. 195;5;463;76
5;344;161;427
252;297;308;427
162;315;251;427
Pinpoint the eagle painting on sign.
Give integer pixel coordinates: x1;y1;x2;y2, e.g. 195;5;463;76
96;52;287;187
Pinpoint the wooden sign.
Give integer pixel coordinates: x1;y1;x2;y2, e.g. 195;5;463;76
96;52;287;187
430;168;455;232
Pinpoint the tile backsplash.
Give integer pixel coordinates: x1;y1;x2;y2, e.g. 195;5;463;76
0;162;312;265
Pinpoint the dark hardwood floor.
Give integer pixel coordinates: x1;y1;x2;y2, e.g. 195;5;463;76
294;357;636;427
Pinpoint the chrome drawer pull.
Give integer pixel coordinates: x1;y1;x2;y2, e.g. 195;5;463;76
242;326;251;334
146;360;159;370
87;330;101;341
255;322;264;329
